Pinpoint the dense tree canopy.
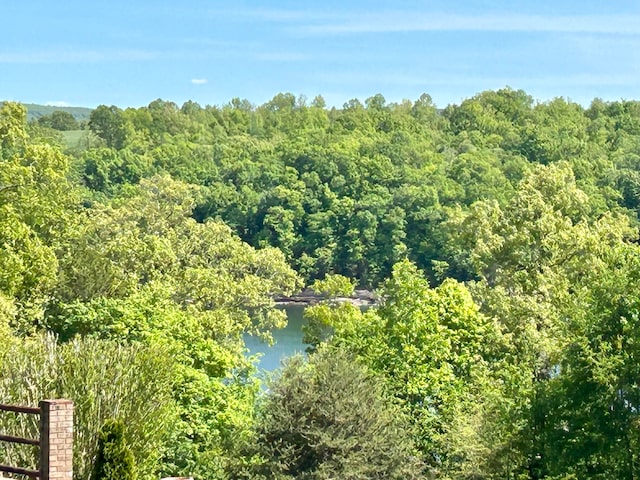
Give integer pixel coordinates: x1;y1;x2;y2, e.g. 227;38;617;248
0;101;301;479
4;88;640;479
70;89;640;289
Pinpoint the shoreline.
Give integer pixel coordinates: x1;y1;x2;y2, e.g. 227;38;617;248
274;289;377;307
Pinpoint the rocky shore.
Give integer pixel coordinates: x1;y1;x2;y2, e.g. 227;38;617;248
274;289;377;307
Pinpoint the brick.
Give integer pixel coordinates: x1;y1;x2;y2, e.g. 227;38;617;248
40;399;74;480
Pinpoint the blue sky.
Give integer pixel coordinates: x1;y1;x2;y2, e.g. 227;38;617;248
2;0;640;109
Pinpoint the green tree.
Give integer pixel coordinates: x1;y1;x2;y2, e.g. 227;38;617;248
47;175;301;479
305;260;499;476
233;348;423;479
0;101;78;331
38;111;79;131
444;87;534;152
80;147;153;192
0;102;28;157
88;105;128;149
92;419;137;480
440;162;637;478
535;244;640;479
526;98;589;164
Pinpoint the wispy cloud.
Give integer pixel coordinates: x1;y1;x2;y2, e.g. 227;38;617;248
0;48;158;64
295;12;640;35
200;8;640;37
191;78;208;85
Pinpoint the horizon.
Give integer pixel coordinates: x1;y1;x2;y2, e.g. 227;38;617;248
7;88;638;112
2;0;639;110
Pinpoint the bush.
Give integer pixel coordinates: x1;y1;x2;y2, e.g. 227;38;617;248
233;347;424;479
0;334;177;480
92;419;136;480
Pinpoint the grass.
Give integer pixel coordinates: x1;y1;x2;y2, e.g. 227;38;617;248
60;130;92;150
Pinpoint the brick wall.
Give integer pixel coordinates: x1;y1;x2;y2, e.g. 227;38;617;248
40;400;73;480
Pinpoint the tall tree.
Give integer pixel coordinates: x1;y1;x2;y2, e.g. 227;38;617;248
304;261;499;476
88;105;128;149
0;102;78;331
48;174;301;479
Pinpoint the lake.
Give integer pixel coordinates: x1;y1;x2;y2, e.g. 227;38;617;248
244;305;309;372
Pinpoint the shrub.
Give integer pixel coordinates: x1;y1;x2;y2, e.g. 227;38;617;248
0;334;177;480
233;347;424;479
92;419;136;480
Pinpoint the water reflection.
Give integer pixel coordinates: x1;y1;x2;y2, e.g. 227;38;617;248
244;305;309;372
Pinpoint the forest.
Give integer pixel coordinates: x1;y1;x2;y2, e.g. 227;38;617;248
2;88;640;479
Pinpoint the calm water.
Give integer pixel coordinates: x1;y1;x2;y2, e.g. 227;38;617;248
244;305;309;372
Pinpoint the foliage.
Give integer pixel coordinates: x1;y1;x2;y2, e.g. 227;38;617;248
536;244;640;479
73;92;640;287
309;274;355;298
88;105;128;149
7;89;640;479
232;348;423;480
305;259;499;476
42;174;300;479
0;101;78;331
52;175;300;339
92;419;137;480
38;110;79;131
0;334;177;480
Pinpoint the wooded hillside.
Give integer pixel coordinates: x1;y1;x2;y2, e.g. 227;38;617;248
3;89;640;479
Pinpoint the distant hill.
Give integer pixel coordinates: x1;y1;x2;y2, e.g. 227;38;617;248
1;102;93;122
